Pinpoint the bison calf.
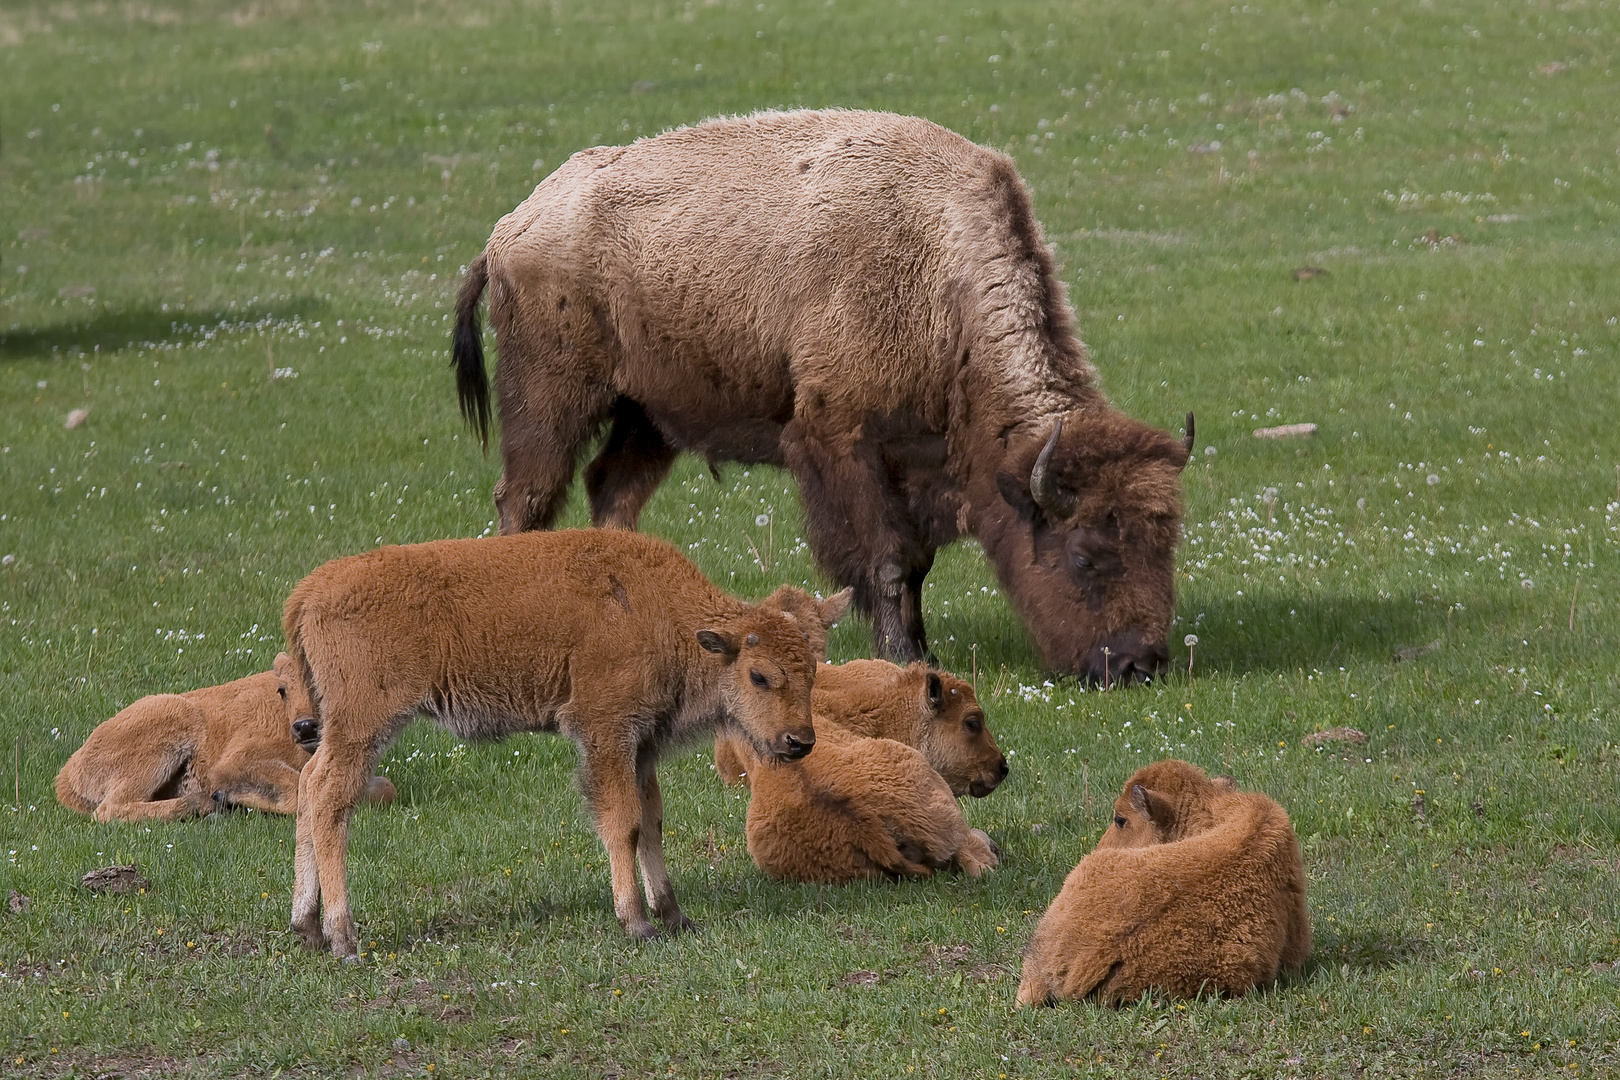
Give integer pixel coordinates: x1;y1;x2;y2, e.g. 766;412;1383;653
1017;759;1310;1005
741;724;1000;884
715;659;1007;798
282;528;850;955
55;655;396;824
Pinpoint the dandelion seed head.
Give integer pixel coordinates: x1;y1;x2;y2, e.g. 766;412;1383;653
1427;474;1439;486
1184;634;1199;647
755;513;770;528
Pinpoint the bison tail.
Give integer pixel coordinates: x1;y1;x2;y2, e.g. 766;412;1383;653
280;591;322;717
452;253;492;452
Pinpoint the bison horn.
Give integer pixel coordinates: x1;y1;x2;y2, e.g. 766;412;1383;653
1029;418;1076;520
1181;411;1196;466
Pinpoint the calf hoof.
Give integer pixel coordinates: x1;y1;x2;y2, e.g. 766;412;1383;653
660;911;698;935
291;920;327;952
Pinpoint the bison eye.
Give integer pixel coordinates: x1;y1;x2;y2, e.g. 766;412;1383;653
749;669;769;689
1114;815;1128;828
1072;553;1093;571
964;717;983;735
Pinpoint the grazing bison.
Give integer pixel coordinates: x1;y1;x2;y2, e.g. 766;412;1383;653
739;724;1000;885
55;655;396;824
1017;760;1310;1006
281;527;850;955
714;659;1006;798
452;108;1192;683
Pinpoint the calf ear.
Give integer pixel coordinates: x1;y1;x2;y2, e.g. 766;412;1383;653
1129;784;1153;819
817;587;854;628
995;472;1045;527
1211;774;1239;792
926;672;943;710
696;629;740;661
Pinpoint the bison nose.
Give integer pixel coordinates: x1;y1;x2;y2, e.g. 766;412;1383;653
778;730;815;761
291;717;321;751
997;756;1010;779
1083;635;1170;686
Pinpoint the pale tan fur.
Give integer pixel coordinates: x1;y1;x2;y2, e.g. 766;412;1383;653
742;724;999;885
715;659;1006;798
1017;760;1310;1006
54;654;396;824
282;527;850;954
456;109;1190;682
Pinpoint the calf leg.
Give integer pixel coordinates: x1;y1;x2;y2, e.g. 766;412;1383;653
584;398;679;531
635;763;693;932
579;741;660;939
210;754;305;815
290;767;324;950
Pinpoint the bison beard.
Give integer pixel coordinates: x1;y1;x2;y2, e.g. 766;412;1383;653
451;109;1192;682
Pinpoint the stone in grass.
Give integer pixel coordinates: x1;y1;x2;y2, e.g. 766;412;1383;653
1301;727;1368;747
1291;266;1328;280
1252;422;1318;439
64;408;89;430
8;889;31;914
1393;639;1442;663
81;865;150;893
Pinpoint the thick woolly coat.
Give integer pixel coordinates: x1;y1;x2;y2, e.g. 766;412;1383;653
1017;760;1310;1005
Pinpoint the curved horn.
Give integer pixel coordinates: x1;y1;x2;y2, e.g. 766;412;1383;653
1029;418;1076;519
1181;411;1196;467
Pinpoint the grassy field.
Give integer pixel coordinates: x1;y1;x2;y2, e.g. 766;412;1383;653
3;0;1618;1076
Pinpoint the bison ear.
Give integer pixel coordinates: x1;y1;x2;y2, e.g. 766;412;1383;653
995;471;1045;527
1129;784;1153;818
1211;774;1238;793
696;629;740;661
818;587;854;629
926;671;943;710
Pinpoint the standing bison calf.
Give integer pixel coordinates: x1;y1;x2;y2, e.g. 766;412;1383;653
282;528;850;954
55;655;395;823
1017;759;1310;1005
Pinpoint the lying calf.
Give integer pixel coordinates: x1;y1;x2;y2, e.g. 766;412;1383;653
1017;759;1310;1005
55;654;396;823
716;659;1007;797
742;724;1000;884
282;527;850;955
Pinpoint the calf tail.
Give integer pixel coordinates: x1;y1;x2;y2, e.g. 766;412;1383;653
281;591;322;718
452;252;492;452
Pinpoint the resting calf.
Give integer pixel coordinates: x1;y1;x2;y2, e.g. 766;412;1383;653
55;654;395;823
715;659;1007;797
1017;759;1310;1005
282;528;849;955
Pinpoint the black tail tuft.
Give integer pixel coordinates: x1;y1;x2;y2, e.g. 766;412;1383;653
452;253;492;452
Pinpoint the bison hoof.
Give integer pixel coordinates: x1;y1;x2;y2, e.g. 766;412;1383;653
661;912;698;935
291;922;327;952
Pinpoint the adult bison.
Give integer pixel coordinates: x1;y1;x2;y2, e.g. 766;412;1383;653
452;109;1191;683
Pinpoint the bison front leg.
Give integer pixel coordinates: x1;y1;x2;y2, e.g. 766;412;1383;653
781;419;928;663
581;748;660;939
635;763;694;933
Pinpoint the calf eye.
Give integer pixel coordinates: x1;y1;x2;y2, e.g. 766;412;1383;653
1114;815;1128;828
1072;553;1093;570
749;669;769;689
964;717;983;735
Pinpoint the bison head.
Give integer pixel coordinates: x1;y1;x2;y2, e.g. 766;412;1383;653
1094;759;1235;850
273;651;321;755
982;409;1192;685
700;586;852;763
917;670;1008;799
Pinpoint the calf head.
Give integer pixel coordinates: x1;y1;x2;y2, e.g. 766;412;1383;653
917;670;1008;798
273;652;321;754
701;586;852;762
984;411;1192;685
1094;759;1235;851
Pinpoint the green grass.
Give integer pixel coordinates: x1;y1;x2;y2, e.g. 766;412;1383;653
3;0;1618;1076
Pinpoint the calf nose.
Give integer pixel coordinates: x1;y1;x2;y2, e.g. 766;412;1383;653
998;756;1010;779
291;717;321;751
778;730;815;761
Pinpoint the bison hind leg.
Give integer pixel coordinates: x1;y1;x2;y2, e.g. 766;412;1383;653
584;398;678;531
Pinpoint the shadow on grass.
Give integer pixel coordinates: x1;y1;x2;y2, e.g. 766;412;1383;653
936;589;1474;682
0;298;329;360
1306;924;1434;974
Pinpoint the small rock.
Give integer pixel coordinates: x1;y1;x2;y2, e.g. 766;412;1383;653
1471;799;1485;819
1253;422;1318;439
392;1037;412;1053
1412;792;1427;822
82;865;150;893
1394;639;1442;663
1302;727;1368;747
64;408;89;430
1291;266;1328;280
7;890;31;914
